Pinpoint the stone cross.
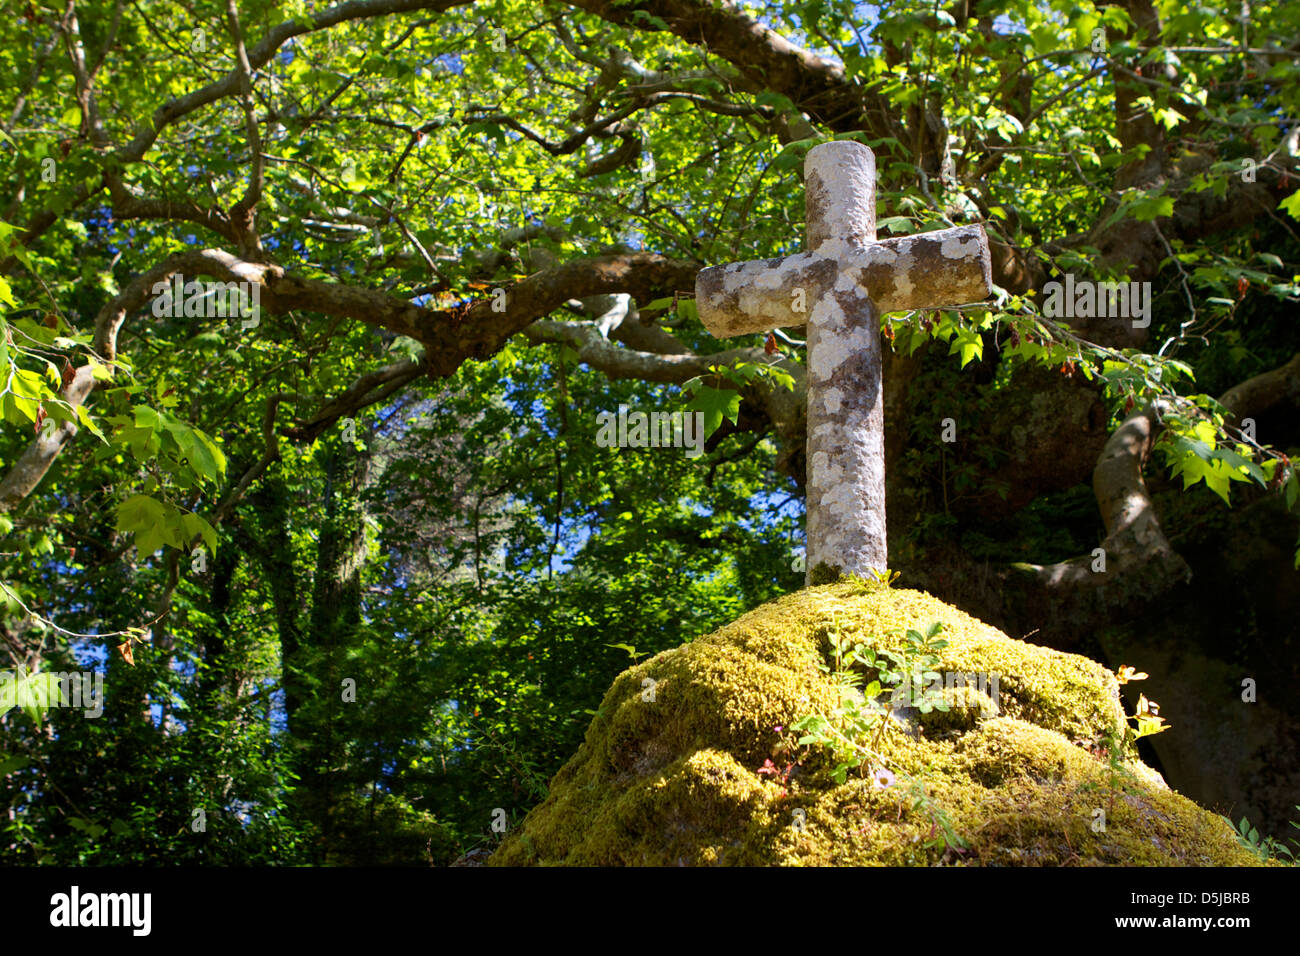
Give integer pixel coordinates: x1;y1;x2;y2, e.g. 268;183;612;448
695;141;992;584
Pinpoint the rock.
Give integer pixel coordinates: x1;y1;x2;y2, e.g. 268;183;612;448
491;581;1266;866
450;848;493;867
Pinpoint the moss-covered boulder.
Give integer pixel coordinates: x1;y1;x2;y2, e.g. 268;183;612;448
491;582;1263;866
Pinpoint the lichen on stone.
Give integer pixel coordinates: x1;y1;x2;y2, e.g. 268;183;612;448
490;583;1266;867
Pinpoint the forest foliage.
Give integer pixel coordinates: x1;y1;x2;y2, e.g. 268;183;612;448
0;0;1297;863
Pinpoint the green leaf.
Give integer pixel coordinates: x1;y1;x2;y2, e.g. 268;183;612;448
1153;107;1184;131
771;141;812;172
1279;189;1300;221
949;328;982;367
877;216;915;234
116;494;175;555
68;817;108;839
1200;460;1234;504
685;385;740;436
1215;447;1266;485
181;511;218;555
0;754;30;775
133;404;161;430
74;403;106;442
1128;194;1175;222
117;493;166;533
13;671;63;722
604;642;644;660
163;416;227;483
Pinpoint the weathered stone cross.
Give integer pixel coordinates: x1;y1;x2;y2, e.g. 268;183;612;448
695;141;992;584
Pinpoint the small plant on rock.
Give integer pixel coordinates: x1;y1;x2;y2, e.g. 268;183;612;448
792;615;949;784
905;775;970;856
790;612;967;855
1077;665;1170;810
1226;805;1300;864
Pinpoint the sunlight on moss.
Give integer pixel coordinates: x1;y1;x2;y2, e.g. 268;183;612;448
491;582;1266;866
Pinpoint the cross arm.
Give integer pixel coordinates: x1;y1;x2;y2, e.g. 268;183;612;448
694;223;991;339
694;252;836;337
845;224;992;315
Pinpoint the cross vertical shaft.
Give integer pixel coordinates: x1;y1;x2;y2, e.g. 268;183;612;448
803;144;887;580
694;140;993;585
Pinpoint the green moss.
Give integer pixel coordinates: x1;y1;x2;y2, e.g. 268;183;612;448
917;684;1001;736
491;583;1264;867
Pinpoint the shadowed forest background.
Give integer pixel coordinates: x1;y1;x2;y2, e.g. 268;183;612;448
1;0;1298;865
